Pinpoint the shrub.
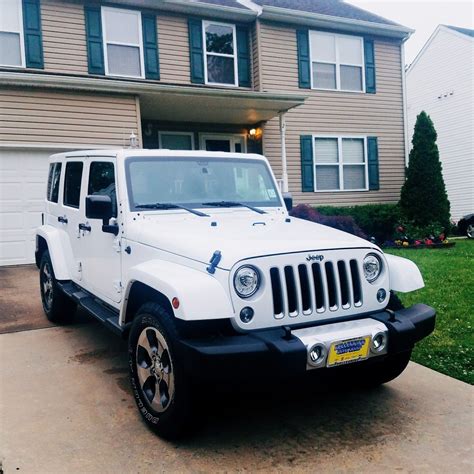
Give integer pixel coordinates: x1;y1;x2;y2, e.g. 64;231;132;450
316;204;400;242
399;111;450;229
290;204;367;239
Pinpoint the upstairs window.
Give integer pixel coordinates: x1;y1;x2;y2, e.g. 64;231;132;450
102;7;144;78
310;31;365;92
203;21;237;86
0;0;24;67
313;136;368;191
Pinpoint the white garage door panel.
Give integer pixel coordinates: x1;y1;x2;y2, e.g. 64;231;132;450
0;150;51;266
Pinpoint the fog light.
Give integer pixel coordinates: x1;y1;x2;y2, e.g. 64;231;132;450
308;344;326;366
377;288;387;303
372;332;387;353
240;306;254;323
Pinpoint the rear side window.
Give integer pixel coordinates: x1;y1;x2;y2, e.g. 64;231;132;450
64;162;83;208
47;163;62;203
88;161;117;217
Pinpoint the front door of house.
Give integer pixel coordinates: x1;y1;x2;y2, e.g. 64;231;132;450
200;134;246;153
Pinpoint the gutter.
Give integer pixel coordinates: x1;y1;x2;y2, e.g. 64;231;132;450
0;71;306;104
112;0;257;21
260;6;414;40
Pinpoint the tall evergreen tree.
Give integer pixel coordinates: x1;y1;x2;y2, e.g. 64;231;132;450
400;111;450;229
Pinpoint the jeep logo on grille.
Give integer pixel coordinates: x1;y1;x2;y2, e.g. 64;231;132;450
306;254;324;262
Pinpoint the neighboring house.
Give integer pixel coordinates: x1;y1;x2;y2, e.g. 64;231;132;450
406;25;474;221
0;0;412;266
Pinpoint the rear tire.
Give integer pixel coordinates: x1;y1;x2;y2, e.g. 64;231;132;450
128;302;193;439
39;250;76;323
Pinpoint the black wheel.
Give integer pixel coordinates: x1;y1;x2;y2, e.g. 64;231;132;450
354;350;412;387
128;302;193;439
467;223;474;239
39;250;76;323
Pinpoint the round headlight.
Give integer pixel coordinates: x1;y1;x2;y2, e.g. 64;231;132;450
363;253;382;283
234;266;260;298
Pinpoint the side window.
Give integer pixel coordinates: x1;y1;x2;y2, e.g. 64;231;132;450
64;162;84;208
88;161;117;217
46;164;54;200
46;163;62;203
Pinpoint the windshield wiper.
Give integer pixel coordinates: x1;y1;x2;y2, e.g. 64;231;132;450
135;203;209;217
202;201;266;215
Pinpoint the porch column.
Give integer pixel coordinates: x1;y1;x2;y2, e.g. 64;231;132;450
279;111;289;193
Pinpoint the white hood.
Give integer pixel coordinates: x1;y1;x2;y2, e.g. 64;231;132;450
127;209;377;269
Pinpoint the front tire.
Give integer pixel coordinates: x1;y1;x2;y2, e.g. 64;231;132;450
128;302;193;439
467;223;474;239
39;250;76;323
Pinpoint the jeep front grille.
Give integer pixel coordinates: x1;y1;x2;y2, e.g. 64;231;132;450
269;260;363;319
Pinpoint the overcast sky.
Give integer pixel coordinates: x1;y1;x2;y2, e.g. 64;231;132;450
348;0;474;66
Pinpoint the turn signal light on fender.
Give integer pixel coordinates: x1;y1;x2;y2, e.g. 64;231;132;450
172;297;180;309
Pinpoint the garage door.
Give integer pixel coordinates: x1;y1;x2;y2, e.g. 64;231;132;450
0;149;51;266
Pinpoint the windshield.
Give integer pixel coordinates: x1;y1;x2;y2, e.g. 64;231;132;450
125;157;282;210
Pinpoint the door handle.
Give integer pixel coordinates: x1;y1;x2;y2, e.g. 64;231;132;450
78;223;91;232
58;215;68;224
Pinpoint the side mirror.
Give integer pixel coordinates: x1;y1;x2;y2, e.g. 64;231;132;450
283;192;293;212
86;195;113;220
85;195;118;235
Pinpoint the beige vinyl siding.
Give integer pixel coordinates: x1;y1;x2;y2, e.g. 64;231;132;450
0;89;140;147
158;14;191;85
259;21;406;206
41;0;88;75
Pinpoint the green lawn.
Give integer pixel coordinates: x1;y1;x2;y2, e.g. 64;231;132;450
385;239;473;384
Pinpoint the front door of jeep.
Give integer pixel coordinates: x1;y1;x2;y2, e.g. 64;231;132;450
78;159;122;304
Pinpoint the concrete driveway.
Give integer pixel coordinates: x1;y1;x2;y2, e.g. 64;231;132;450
1;266;473;473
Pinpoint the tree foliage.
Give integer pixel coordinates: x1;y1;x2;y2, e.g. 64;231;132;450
400;111;450;229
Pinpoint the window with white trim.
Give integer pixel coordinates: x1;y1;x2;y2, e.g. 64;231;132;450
0;0;24;67
310;31;365;92
102;7;144;78
203;20;237;86
313;136;368;191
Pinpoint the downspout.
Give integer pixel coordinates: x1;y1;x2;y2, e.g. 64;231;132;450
401;40;410;168
279;111;289;193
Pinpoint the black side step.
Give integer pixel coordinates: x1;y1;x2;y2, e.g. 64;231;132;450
58;281;124;337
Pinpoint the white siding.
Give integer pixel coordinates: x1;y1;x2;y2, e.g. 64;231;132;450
407;27;474;220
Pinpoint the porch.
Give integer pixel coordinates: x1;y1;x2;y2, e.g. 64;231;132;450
136;85;307;192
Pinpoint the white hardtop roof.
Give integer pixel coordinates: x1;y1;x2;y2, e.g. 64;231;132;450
50;149;267;162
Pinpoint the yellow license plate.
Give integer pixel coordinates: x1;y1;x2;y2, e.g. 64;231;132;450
327;336;370;367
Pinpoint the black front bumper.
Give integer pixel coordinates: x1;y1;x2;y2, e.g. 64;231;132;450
178;304;436;378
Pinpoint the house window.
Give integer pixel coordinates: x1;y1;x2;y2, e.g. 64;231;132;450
0;0;24;67
203;20;237;86
102;7;144;78
313;136;368;191
159;132;195;150
310;31;365;92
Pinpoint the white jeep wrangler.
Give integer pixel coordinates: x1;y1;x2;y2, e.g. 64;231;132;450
36;149;435;438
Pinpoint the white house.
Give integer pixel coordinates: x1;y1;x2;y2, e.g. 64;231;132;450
406;25;474;221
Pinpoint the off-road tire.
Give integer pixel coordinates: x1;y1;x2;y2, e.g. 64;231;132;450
128;302;193;439
39;250;76;323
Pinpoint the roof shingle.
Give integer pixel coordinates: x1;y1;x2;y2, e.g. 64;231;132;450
443;25;474;38
253;0;400;26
